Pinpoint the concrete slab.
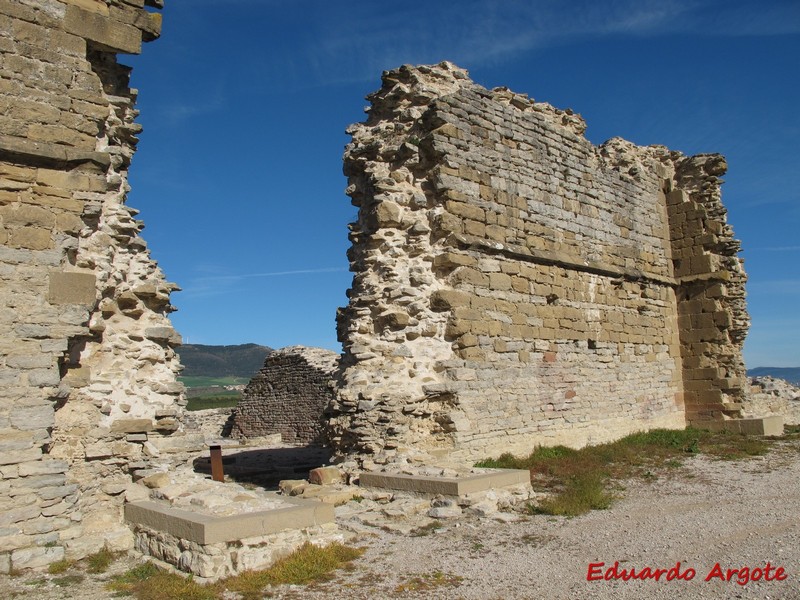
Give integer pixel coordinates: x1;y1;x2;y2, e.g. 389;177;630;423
124;496;334;545
358;469;529;496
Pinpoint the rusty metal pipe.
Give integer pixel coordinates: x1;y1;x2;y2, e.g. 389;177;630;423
210;445;224;482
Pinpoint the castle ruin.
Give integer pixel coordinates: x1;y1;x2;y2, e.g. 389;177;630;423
229;346;339;445
0;2;782;575
0;0;185;570
327;62;760;465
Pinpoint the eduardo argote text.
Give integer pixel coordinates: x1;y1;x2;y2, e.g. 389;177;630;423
587;561;788;586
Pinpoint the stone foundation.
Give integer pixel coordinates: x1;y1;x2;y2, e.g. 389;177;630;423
123;466;340;581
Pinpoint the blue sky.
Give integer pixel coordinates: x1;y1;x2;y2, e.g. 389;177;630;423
124;0;799;368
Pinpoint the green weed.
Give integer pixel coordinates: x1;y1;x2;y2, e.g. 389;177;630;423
47;559;73;575
477;427;784;517
217;542;364;600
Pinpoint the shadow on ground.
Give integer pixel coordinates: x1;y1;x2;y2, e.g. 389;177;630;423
192;445;332;489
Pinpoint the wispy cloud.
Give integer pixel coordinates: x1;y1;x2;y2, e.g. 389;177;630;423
196;267;348;283
264;0;800;88
182;267;349;299
747;279;800;295
160;94;226;123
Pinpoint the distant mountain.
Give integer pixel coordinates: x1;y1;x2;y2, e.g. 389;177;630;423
747;367;800;385
177;343;272;379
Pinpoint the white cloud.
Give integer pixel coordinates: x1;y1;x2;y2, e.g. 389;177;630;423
181;267;349;298
279;0;800;87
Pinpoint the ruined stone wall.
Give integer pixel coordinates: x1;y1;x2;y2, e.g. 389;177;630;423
667;156;750;423
0;0;185;570
746;377;800;426
328;62;749;466
230;347;338;445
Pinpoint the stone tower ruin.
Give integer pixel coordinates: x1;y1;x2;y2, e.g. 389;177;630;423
229;346;339;445
0;0;185;570
328;62;759;465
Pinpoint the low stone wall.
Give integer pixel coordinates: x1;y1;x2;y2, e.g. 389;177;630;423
123;468;340;581
132;523;342;581
229;347;339;444
182;407;234;440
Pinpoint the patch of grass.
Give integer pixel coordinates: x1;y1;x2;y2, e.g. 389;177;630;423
53;574;85;587
47;559;73;575
409;521;445;537
185;395;240;411
86;547;118;574
109;563;214;600
477;427;783;517
217;542;364;600
518;533;555;547
108;562;161;594
395;571;463;593
529;472;614;517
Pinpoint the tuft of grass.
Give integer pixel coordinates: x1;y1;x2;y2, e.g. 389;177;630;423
86;547;118;574
109;563;214;600
478;427;783;517
53;574;85;587
47;559;73;575
217;542;364;600
529;473;613;517
395;571;463;593
108;562;160;593
409;521;445;537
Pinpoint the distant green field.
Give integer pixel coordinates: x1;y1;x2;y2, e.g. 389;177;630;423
186;395;240;411
179;375;250;388
188;389;241;399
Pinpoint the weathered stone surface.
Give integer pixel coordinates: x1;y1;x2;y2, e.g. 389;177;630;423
308;466;343;486
47;272;97;305
746;377;800;426
141;472;171;489
329;61;751;465
0;0;183;570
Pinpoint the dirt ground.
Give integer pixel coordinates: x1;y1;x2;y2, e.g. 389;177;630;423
2;439;799;600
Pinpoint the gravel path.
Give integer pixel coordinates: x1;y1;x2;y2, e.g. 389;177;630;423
3;441;798;600
289;442;800;600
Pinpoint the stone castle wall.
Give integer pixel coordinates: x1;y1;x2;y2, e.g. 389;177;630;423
229;347;339;445
328;62;750;465
0;0;185;570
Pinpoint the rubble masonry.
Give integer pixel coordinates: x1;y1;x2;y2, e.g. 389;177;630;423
328;62;751;466
0;0;186;570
